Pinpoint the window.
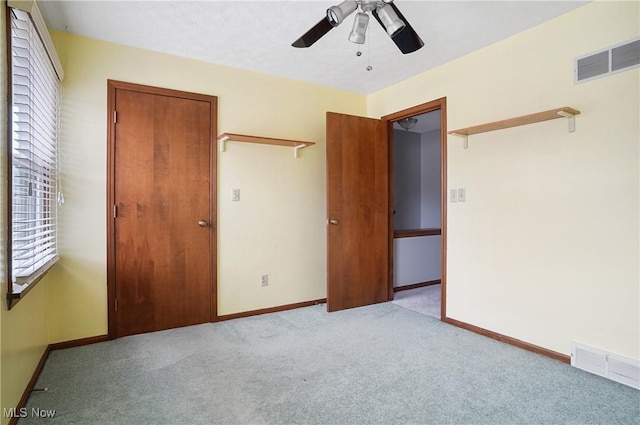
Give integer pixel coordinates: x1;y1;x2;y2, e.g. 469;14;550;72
7;3;64;308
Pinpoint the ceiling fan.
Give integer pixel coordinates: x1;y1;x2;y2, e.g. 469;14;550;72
292;0;424;54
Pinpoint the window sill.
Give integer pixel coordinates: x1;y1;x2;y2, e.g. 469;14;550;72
6;257;59;310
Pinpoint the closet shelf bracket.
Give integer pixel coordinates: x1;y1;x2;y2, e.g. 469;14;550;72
448;106;581;149
218;133;315;158
556;110;577;133
294;144;306;159
219;134;230;152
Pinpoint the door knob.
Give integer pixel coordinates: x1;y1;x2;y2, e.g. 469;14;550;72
198;220;209;227
328;219;339;225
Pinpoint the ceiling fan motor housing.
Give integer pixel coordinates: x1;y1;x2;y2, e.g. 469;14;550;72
359;0;380;13
327;0;395;26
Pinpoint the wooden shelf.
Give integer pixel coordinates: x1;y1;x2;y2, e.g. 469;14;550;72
394;228;441;238
218;133;315;158
448;107;580;148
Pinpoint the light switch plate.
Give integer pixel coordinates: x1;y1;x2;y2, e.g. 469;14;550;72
232;189;240;201
458;188;466;202
450;189;458;203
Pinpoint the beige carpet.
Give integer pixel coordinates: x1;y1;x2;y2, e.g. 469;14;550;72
22;301;640;424
391;284;441;319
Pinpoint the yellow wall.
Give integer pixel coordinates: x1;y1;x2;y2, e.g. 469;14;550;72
0;3;51;422
46;31;366;342
369;1;639;359
0;284;50;425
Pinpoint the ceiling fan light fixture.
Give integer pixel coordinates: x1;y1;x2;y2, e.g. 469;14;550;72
327;1;358;27
377;4;405;37
293;0;424;54
398;117;418;131
348;13;369;44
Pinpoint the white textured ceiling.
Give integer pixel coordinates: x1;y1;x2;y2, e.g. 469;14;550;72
39;0;588;95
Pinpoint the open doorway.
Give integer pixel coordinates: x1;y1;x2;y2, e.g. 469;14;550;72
382;99;447;320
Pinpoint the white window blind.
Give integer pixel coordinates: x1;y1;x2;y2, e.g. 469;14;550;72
10;8;62;291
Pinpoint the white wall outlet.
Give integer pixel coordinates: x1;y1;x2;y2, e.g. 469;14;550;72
260;274;268;287
458;188;466;202
450;189;458;203
232;188;240;201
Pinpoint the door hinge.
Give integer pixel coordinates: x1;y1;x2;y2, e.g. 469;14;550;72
115;299;118;311
113;111;117;124
113;205;117;218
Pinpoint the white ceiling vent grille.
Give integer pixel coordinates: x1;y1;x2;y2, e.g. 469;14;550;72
571;341;640;390
575;37;640;83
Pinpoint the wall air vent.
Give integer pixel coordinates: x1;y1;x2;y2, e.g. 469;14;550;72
571;341;640;390
575;37;640;83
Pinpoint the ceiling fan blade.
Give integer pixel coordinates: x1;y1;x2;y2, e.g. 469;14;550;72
292;17;334;48
373;3;424;54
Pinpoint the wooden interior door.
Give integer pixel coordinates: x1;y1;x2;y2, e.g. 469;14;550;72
326;112;389;312
108;81;217;337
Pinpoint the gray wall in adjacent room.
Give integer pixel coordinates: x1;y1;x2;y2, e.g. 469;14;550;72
393;124;442;288
393;129;422;230
420;129;441;228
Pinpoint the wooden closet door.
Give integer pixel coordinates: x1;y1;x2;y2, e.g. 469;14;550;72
110;82;216;337
326;112;389;312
